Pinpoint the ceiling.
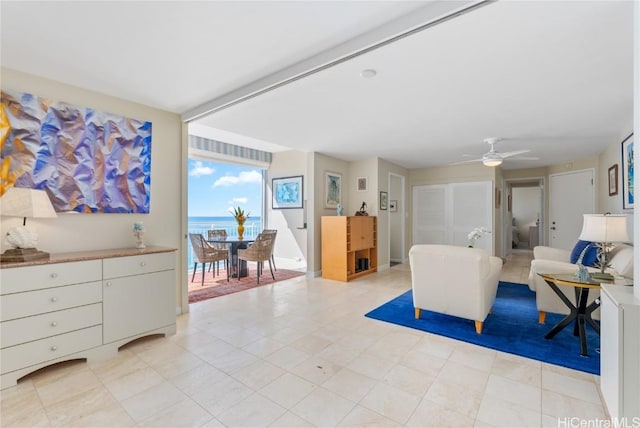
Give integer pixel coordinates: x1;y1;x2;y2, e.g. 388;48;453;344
1;1;634;170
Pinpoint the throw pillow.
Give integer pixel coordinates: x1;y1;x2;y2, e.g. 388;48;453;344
570;240;598;267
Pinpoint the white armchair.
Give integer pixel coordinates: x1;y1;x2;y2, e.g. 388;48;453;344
409;245;503;334
527;243;634;323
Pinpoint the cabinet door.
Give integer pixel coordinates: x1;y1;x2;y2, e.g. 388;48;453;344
350;217;373;251
103;270;175;344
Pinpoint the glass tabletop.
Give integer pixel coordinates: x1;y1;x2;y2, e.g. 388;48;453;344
538;272;633;288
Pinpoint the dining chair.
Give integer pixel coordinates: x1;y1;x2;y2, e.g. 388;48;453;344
207;229;229;274
188;233;228;286
236;233;276;284
260;229;278;271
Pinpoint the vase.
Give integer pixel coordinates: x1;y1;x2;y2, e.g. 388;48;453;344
237;224;244;240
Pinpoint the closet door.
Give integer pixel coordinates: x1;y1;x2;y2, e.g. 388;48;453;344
412;185;447;245
450;181;493;253
412;181;493;253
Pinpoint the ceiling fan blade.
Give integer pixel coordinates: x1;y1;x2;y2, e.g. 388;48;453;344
449;158;483;165
510;156;540;161
500;150;530;158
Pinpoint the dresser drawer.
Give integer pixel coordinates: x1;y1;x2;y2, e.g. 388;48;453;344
0;325;102;374
1;303;102;348
103;252;175;279
0;260;102;294
0;282;102;322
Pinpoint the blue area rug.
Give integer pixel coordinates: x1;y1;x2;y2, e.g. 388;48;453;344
365;281;600;374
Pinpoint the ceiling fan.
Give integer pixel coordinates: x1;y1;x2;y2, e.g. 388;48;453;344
453;137;538;167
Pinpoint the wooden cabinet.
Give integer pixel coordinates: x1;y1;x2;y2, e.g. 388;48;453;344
600;285;640;419
321;216;377;281
0;246;176;390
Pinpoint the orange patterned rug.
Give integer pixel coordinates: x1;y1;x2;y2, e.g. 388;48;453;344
188;264;305;304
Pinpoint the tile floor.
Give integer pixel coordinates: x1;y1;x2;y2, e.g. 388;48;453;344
1;250;609;427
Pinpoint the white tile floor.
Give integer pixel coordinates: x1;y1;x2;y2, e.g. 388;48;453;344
1;250;609;427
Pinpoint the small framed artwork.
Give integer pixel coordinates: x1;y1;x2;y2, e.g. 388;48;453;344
507;194;512;212
389;200;398;212
325;171;342;208
357;176;368;192
380;191;388;210
608;164;618;196
621;133;634;210
272;175;303;209
495;188;501;209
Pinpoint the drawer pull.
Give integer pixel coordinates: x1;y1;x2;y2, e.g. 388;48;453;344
51;321;58;327
105;282;112;287
51;346;58;352
50;297;58;303
50;273;58;279
140;261;147;267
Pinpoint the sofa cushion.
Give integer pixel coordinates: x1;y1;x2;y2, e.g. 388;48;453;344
609;244;634;278
569;240;598;267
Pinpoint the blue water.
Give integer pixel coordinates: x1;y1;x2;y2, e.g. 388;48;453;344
187;217;263;272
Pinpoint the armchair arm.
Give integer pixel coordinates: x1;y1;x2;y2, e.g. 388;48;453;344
533;246;571;262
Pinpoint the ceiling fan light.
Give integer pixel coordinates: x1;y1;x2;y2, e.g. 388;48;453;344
483;158;503;167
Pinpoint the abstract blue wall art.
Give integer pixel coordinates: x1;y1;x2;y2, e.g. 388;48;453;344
0;89;152;213
272;175;303;209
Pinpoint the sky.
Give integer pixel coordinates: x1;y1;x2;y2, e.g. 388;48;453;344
188;159;263;218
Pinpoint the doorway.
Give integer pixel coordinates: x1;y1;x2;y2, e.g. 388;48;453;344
503;177;544;258
388;173;405;264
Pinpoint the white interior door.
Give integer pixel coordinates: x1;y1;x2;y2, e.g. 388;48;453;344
412;185;447;245
549;169;595;250
412;181;493;253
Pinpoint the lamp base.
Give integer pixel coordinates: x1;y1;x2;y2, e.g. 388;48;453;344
0;248;50;263
591;272;614;281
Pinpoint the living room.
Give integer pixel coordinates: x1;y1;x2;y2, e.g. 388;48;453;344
1;1;638;426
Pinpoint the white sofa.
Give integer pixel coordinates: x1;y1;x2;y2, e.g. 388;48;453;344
527;243;634;323
409;244;503;334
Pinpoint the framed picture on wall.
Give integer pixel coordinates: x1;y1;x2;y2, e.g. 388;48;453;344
621;133;634;210
357;177;368;192
272;175;303;209
325;171;342;208
380;191;388;210
608;164;618;196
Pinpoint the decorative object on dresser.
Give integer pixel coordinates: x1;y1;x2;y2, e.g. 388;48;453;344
321;216;377;281
355;201;368;216
0;246;176;390
133;221;146;249
0;187;57;262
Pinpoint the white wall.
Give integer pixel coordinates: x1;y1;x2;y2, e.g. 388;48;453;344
0;68;184;307
267;150;308;266
389;174;403;261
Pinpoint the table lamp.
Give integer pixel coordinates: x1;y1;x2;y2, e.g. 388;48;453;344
0;187;57;262
578;213;629;280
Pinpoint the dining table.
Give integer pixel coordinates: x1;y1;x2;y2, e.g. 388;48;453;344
208;236;255;278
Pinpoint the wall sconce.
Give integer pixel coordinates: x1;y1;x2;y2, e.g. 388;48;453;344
1;187;57;262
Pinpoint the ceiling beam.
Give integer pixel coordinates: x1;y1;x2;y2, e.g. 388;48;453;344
182;0;495;122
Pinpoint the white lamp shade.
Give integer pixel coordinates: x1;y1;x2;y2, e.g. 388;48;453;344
578;214;629;243
0;187;57;219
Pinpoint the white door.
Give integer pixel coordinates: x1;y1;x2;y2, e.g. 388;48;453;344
412;181;493;253
413;185;447;245
549;169;595;250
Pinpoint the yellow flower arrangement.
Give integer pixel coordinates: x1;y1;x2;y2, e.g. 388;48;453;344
230;206;249;225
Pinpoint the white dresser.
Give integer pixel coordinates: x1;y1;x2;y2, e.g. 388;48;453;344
0;246;176;389
600;284;640;419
